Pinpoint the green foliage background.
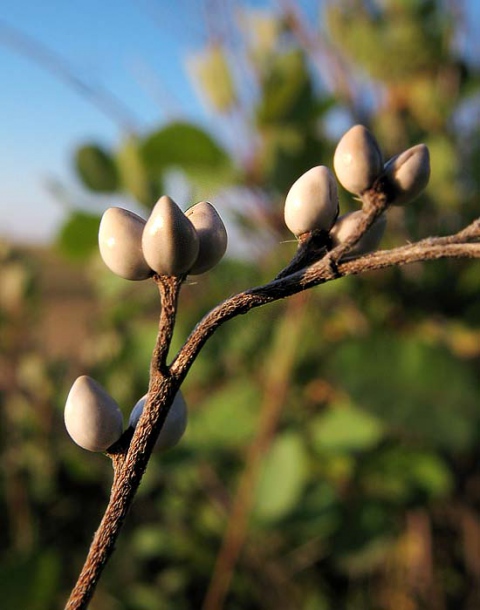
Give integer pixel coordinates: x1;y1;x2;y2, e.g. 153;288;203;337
2;1;480;608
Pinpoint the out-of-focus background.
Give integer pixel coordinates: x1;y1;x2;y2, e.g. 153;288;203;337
2;1;480;608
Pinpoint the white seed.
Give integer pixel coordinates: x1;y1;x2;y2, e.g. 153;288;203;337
330;210;386;259
284;166;339;236
142;196;200;276
64;376;123;452
333;125;383;195
129;391;188;452
383;144;430;205
98;207;152;280
185;201;228;274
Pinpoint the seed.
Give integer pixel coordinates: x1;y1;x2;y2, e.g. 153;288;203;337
98;207;152;280
64;376;123;452
284;166;339;236
185;201;228;274
129;391;187;452
333;125;383;195
142;196;200;276
383;144;430;205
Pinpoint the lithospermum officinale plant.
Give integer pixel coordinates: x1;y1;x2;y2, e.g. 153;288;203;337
65;125;480;608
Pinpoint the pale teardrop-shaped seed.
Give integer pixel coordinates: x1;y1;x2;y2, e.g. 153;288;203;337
185;201;228;274
383;144;430;205
330;210;387;260
142;196;200;276
129;391;187;452
333;125;383;195
64;375;123;452
284;166;339;237
99;207;152;280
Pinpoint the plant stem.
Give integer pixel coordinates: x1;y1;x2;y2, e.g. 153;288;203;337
65;276;182;609
170;234;480;383
65;215;480;608
150;275;183;375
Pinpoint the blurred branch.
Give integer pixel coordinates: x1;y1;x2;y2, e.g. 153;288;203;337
276;0;357;108
0;18;139;132
202;293;308;610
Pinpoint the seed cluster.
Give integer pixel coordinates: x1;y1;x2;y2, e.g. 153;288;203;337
64;375;187;454
99;197;228;280
284;124;430;258
64;124;430;455
65;196;228;454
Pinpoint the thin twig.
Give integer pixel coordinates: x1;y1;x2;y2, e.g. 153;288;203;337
170;238;480;383
276;0;357;107
65;277;183;609
150;275;183;375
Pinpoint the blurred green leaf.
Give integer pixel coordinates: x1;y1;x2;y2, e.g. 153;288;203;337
188;43;237;113
333;500;393;576
186;380;260;450
260;127;325;193
117;135;159;207
253;432;309;522
126;321;159;385
132;525;170;559
240;9;282;55
410;451;453;498
30;551;61;610
288;480;340;540
329;335;479;451
256;49;314;126
141;122;233;192
0;260;31;311
327;1;447;83
0;551;60;610
74;144;119;192
56;211;100;260
363;446;453;503
424;133;460;207
311;401;384;453
336;535;393;577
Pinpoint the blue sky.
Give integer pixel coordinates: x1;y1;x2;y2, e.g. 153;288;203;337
0;0;235;242
1;1;479;243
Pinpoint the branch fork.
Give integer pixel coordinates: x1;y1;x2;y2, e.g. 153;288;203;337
66;186;480;609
